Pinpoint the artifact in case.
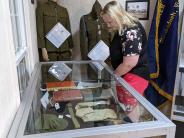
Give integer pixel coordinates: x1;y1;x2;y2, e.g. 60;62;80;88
8;61;175;138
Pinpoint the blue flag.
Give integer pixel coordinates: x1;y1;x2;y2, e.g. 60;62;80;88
145;0;179;106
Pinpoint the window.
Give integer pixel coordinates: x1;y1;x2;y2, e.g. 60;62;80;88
9;0;30;99
17;57;30;98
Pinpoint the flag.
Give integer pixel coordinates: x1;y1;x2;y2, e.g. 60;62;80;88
145;0;179;106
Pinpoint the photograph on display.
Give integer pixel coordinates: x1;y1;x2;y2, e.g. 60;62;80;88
125;0;150;20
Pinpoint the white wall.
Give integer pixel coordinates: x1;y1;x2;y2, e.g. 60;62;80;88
0;1;38;137
0;1;20;138
24;1;39;73
0;0;183;137
57;0;156;59
179;0;184;37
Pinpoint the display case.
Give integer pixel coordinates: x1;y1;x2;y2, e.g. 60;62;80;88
8;61;175;138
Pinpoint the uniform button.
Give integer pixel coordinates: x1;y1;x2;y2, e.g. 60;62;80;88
98;31;101;35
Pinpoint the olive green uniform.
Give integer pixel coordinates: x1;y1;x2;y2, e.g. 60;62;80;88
80;0;111;79
80;0;111;60
36;0;73;61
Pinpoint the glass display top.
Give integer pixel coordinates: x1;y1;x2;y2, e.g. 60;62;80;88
24;61;156;135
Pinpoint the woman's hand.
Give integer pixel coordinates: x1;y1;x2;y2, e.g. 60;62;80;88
42;48;49;61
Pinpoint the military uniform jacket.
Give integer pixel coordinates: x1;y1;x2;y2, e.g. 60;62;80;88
36;1;73;53
80;1;111;60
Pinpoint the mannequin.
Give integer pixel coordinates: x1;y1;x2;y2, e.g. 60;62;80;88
36;0;73;61
80;0;111;79
80;0;111;60
42;0;58;61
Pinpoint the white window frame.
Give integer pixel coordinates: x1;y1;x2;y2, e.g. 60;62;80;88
9;0;31;98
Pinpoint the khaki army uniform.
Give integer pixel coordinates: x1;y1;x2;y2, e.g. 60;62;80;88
36;0;73;61
80;0;111;80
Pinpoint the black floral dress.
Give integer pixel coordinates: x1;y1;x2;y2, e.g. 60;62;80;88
110;22;149;80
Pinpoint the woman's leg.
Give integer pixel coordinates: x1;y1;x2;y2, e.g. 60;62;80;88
127;103;140;123
116;73;148;123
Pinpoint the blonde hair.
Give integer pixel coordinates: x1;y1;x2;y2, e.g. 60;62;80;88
101;1;138;34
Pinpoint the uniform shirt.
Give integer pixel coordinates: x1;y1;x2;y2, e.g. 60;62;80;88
80;0;111;60
110;22;149;80
36;1;73;52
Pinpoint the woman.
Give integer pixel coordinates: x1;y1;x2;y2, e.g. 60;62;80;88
101;1;149;122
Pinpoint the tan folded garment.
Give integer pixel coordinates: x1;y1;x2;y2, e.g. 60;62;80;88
76;108;117;122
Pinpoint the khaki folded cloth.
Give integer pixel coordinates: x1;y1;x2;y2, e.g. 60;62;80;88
75;102;117;122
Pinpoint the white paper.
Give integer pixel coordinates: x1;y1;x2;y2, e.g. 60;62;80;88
66;114;71;118
77;82;102;89
40;92;49;109
88;40;110;70
58;115;64;119
48;62;72;81
46;22;70;48
55;103;60;110
91;62;104;71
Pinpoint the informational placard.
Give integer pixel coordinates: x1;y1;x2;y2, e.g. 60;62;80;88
40;92;49;109
88;40;110;70
48;62;72;81
55;103;60;110
46;22;70;48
